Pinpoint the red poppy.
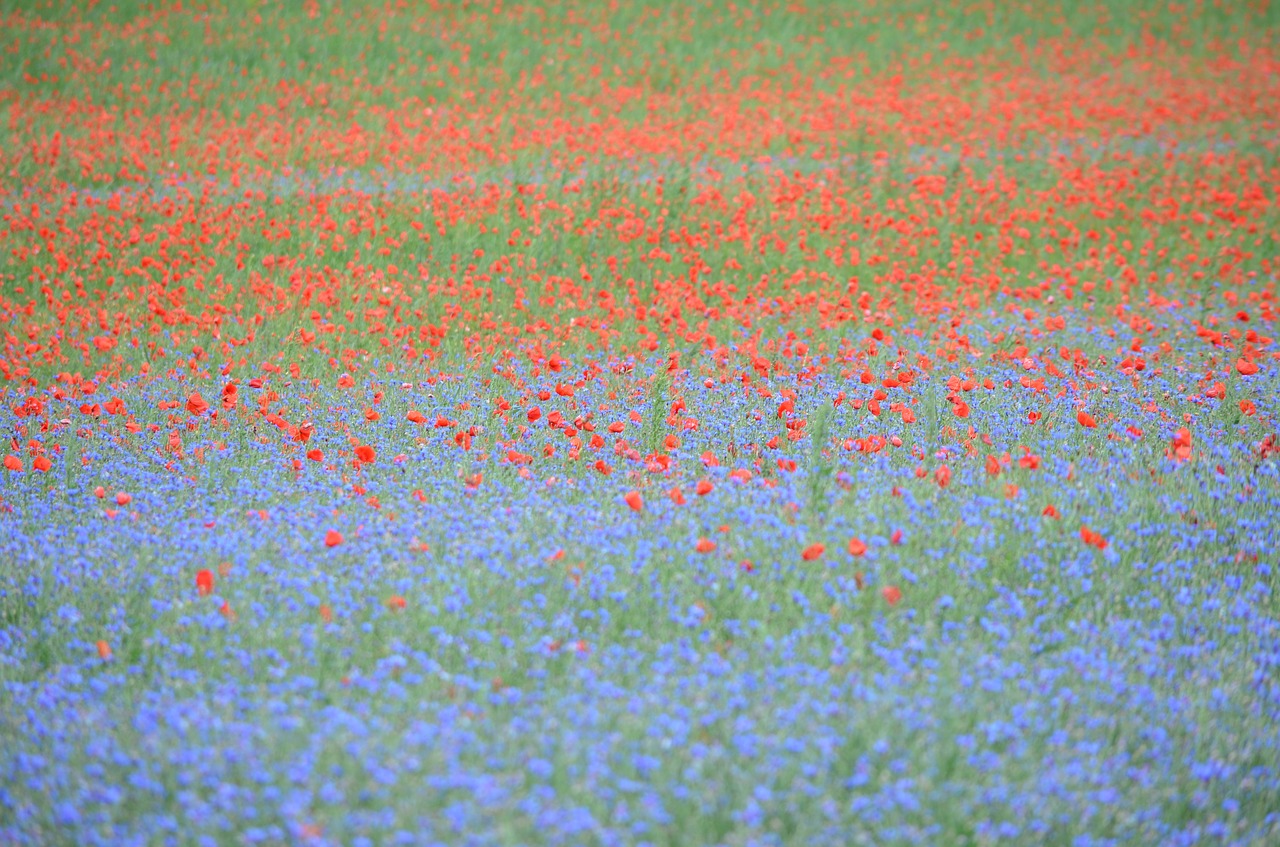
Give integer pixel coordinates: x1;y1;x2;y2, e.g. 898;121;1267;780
848;537;867;557
624;491;643;512
1077;411;1097;428
115;492;131;506
801;543;825;561
1237;358;1259;376
695;479;713;496
1080;526;1108;549
32;456;51;472
386;595;407;611
186;393;209;416
355;445;375;463
196;569;214;596
3;455;21;471
325;530;344;547
695;538;717;553
669;487;686;505
96;640;112;660
882;585;902;606
934;465;952;488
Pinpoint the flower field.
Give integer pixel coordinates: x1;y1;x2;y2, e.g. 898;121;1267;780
2;1;1280;844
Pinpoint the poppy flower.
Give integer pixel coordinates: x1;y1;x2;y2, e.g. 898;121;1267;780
695;479;713;496
3;455;21;471
196;569;214;596
115;492;131;506
355;445;375;463
307;449;324;461
407;410;426;424
1077;411;1097;428
669;487;686;505
882;585;902;606
801;543;825;561
1237;358;1259;376
325;530;344;547
93;486;105;498
386;595;407;611
319;604;333;623
1080;526;1108;549
96;640;112;660
848;537;867;557
934;465;952;488
695;537;717;553
624;491;643;512
32;456;51;472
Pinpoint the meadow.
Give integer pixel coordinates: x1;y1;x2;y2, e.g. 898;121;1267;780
1;0;1279;844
